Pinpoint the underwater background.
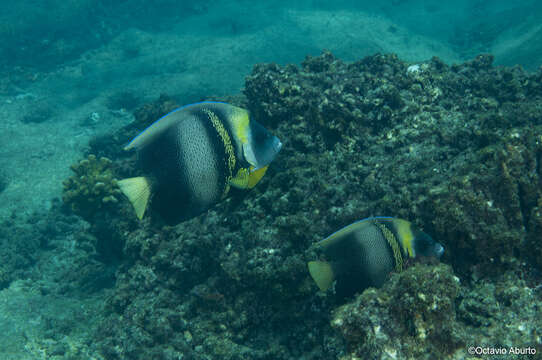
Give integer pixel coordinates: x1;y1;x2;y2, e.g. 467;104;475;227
1;0;541;359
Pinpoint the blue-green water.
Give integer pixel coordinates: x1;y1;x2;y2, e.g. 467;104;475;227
0;1;541;359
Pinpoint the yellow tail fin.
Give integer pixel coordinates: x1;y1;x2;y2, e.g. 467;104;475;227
117;177;151;220
307;261;334;292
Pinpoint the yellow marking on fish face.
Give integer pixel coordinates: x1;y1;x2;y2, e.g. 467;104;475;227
375;222;403;272
247;165;268;188
393;219;415;257
229;165;268;189
230;167;250;189
230;108;250;144
203;108;236;199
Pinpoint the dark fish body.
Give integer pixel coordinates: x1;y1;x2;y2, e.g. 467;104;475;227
118;102;282;224
308;217;444;298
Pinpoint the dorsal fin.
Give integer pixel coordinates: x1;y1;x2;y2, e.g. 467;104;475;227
124;101;230;151
316;219;374;249
125;109;191;151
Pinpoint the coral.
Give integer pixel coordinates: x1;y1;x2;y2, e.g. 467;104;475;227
61;155;138;263
62;155;121;221
425;126;542;276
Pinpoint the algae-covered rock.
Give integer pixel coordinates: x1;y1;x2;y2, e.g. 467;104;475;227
426;127;542;276
0;217;43;290
332;264;463;359
332;265;542;360
62;154;141;263
62;154;121;221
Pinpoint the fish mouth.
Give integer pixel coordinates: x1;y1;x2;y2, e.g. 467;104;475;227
262;137;282;167
434;243;444;258
274;137;283;153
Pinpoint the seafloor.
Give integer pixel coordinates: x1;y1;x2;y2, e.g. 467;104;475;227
1;50;540;359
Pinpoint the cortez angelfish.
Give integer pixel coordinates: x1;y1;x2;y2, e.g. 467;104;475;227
308;217;444;298
118;101;282;225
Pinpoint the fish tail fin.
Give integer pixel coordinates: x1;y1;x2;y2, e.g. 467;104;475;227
118;177;152;220
308;260;334;292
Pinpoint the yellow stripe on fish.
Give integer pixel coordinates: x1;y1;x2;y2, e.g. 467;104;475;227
375;221;403;272
393;218;415;257
203;108;236;199
229;165;269;190
230;107;250;145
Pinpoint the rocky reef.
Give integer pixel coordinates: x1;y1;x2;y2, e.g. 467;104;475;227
245;52;542;275
332;264;541;359
55;52;542;359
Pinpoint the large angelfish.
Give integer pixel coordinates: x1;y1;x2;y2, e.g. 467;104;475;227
118;101;282;224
